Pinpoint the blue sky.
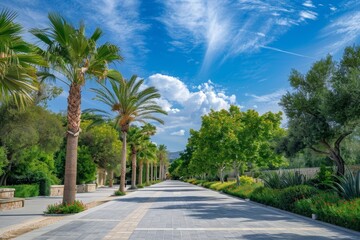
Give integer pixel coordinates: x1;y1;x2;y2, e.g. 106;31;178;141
2;0;359;151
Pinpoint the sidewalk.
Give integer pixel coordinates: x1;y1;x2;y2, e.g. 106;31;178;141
0;185;124;233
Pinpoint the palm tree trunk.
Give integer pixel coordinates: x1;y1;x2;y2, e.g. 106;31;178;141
108;169;114;187
119;131;127;192
63;83;81;204
155;164;158;180
131;152;137;189
138;159;143;185
146;160;150;185
150;162;153;181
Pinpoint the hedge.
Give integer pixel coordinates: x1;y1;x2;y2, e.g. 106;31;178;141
1;184;40;198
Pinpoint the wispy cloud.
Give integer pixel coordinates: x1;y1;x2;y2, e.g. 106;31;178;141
320;6;360;55
170;130;185;136
159;0;319;72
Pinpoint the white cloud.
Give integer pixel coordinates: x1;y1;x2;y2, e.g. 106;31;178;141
170;130;185;136
299;10;318;20
159;0;319;69
303;1;315;8
148;73;237;150
246;89;287;104
320;9;360;54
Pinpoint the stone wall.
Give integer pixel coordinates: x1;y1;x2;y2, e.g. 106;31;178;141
50;185;64;197
86;184;96;192
0;198;24;211
0;188;15;198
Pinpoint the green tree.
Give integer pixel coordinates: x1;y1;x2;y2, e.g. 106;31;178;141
76;146;97;184
0;105;64;185
89;75;167;192
280;46;360;175
80;120;122;187
31;13;122;203
0;10;46;107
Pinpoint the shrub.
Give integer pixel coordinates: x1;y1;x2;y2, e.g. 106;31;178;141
239;176;254;185
333;170;360;199
202;181;216;188
39;177;51;196
278;185;318;211
261;172;282;188
308;165;334;190
114;190;126;196
224;183;262;199
210;181;235;191
45;200;86;214
250;187;281;208
316;198;360;231
137;184;144;188
293;192;340;217
1;184;40;198
261;171;306;189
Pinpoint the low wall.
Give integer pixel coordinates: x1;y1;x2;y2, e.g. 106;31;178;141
86;184;96;192
0;198;24;211
0;188;15;199
50;185;64;197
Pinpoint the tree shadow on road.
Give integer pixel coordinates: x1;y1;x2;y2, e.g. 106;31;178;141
237;233;354;240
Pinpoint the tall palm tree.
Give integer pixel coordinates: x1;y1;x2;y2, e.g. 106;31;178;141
0;10;46;107
127;126;143;189
31;13;122;204
140;142;157;185
89;74;167;192
157;144;168;180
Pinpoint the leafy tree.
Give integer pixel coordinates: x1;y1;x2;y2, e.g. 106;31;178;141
0;10;46;107
0;105;64;185
89;75;167;192
80;120;122;187
280;46;360;175
0;147;8;176
31;13;122;203
76;146;97;184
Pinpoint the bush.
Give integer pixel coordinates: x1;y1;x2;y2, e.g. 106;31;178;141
316;198;360;231
137;184;144;188
261;172;282;188
45;200;86;214
209;181;235;191
261;171;306;189
308;165;334;190
114;190;126;196
239;176;255;185
333;170;360;199
1;184;40;198
39;177;51;196
293;192;340;217
278;185;318;211
224;183;262;199
250;187;281;208
202;181;217;188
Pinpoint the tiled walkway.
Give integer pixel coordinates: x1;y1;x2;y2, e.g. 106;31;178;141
17;181;360;240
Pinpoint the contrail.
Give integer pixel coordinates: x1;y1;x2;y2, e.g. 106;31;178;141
260;46;315;59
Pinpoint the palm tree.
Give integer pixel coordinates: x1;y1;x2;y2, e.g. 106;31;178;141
127;126;143;189
142;142;157;185
157;144;168;180
89;74;167;192
31;14;122;204
0;10;46;107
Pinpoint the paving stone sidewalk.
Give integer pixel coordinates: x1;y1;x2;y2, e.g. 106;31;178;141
0;185;123;232
15;181;360;240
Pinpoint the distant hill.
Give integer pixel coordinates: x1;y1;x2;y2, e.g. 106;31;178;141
168;151;182;162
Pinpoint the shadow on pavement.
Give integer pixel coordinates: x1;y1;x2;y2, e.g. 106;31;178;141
239;233;353;240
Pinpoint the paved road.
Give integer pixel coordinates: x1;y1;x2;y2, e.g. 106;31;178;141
0;185;123;231
17;181;360;240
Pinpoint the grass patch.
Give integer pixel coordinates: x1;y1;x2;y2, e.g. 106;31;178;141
114;190;126;196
